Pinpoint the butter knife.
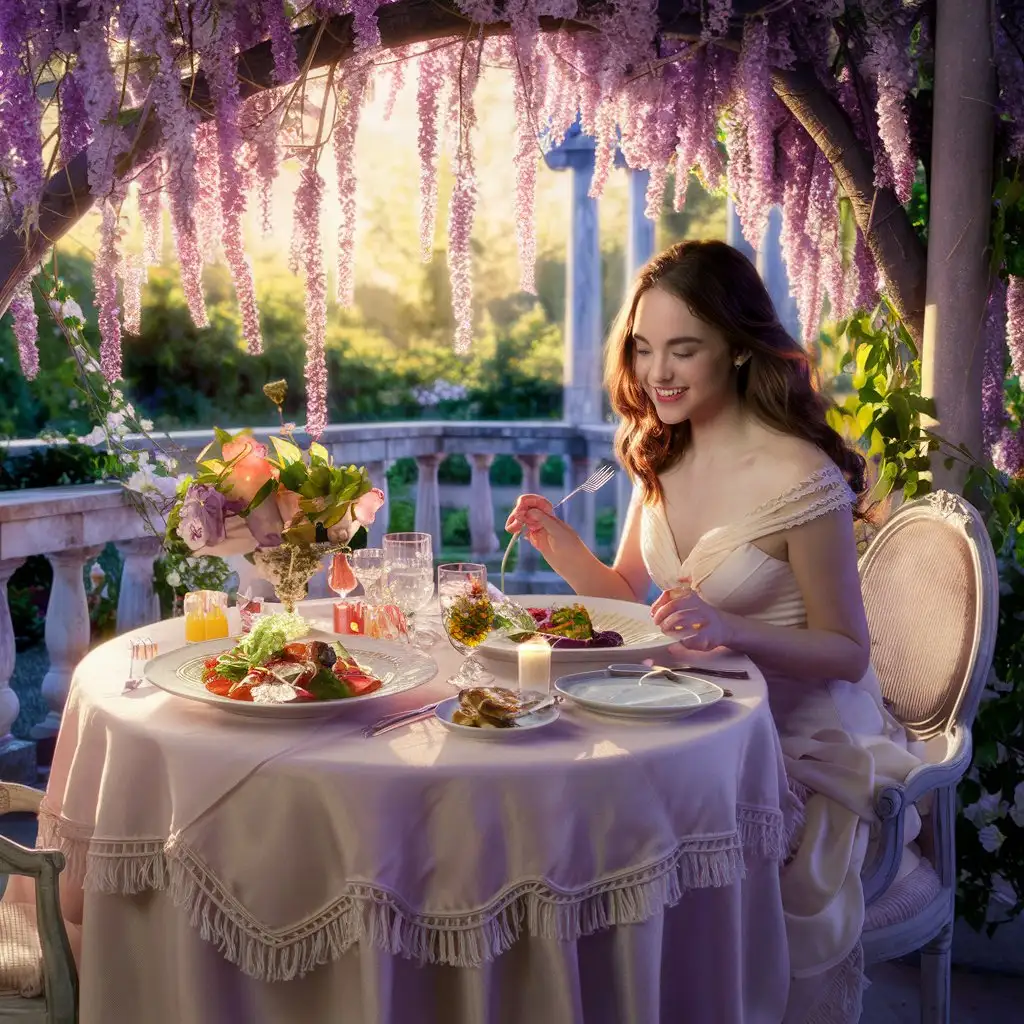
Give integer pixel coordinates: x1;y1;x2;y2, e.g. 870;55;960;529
363;700;443;738
608;663;749;681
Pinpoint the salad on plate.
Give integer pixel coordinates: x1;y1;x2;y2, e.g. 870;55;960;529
201;613;383;704
505;603;624;650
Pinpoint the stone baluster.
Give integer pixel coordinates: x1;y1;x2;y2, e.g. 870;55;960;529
32;546;102;741
567;456;597;551
0;558;35;781
414;454;443;555
116;536;163;633
365;460;390;549
0;559;24;750
468;454;499;558
515;455;545;577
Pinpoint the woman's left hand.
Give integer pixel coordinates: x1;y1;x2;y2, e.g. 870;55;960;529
651;579;733;652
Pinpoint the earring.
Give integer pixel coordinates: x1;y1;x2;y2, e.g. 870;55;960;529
734;355;748;368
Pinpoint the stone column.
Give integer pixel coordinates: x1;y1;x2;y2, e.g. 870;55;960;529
757;206;801;341
614;469;634;549
726;197;757;263
567;456;597;551
414;454;443;555
33;545;102;740
116;536;162;633
921;0;996;492
626;167;656;286
0;559;24;749
545;125;603;425
468;454;499;558
365;460;390;549
515;455;545;576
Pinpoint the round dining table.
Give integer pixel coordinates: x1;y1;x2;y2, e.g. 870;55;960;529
9;599;793;1024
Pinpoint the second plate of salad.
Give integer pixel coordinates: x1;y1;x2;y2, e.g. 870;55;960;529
478;597;674;664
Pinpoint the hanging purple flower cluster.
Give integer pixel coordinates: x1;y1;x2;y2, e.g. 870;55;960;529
3;0;1024;447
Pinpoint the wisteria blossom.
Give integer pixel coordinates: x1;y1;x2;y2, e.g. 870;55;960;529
293;155;329;441
1007;276;1024;382
982;279;1008;455
1;0;1023;439
10;285;39;380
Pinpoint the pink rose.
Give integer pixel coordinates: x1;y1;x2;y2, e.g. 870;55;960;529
222;435;276;505
353;487;385;526
275;488;303;530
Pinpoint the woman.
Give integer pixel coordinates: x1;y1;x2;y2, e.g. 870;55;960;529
506;240;925;1023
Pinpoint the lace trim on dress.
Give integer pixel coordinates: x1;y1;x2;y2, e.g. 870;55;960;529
37;802;787;979
804;942;866;1024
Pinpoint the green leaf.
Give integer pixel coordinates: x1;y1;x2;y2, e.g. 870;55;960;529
239;478;276;517
887;391;913;441
270;435;303;467
213;427;235;447
308;442;330;464
907;393;937;417
279;462;308;492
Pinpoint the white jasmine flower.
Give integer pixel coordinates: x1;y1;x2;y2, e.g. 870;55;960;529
1010;782;1024;828
80;426;106;446
991;874;1017;906
963;790;1008;828
165;571;181;588
140;418;154;432
979;825;1005;853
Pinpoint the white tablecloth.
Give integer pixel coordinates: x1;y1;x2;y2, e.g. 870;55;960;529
11;601;793;1024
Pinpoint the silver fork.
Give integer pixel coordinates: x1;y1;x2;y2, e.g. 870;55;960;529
500;463;617;592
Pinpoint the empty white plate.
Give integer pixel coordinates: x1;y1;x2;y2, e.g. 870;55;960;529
435;696;559;739
554;669;724;719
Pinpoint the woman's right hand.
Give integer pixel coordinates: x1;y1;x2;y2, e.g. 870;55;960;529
505;494;584;563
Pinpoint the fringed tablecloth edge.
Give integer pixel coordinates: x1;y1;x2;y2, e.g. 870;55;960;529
38;801;786;979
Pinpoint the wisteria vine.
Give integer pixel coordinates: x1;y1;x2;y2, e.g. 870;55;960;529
0;0;1021;455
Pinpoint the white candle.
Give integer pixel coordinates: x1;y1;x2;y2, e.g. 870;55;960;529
517;637;552;693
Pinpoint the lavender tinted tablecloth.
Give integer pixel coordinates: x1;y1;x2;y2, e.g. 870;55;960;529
12;601;792;1024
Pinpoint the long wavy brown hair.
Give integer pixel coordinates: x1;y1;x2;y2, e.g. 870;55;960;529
606;239;866;510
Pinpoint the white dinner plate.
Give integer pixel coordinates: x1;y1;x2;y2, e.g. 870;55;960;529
144;631;437;718
434;695;559;739
478;596;675;664
554;669;724;719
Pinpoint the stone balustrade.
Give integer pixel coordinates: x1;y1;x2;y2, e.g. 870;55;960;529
1;420;629;750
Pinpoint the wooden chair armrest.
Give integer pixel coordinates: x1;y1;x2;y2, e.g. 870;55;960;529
0;835;64;880
862;727;971;905
0;836;78;1023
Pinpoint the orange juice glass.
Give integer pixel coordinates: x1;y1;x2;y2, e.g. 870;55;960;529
184;591;230;643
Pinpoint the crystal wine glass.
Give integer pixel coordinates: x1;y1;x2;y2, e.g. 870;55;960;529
383;533;438;647
350;548;387;603
437;563;495;687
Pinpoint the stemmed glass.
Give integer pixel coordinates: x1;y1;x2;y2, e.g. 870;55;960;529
327;552;356;600
383;533;438;647
350;548;387;603
438;563;495;688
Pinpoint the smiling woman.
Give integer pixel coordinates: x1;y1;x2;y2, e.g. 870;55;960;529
606;239;867;508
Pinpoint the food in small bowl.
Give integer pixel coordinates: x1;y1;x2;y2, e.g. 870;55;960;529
201;613;383;704
451;687;536;728
508;603;624;650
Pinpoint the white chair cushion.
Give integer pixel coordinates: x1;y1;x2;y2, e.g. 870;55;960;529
863;860;943;931
0;903;43;998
